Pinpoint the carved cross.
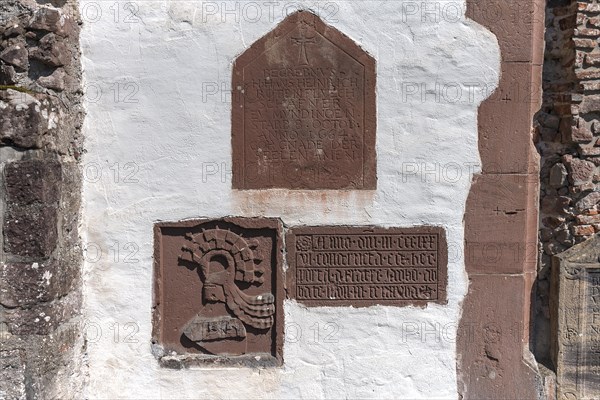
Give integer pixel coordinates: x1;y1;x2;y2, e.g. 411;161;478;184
292;27;316;65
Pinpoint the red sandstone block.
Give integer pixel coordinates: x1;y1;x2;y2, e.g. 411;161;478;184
466;0;544;64
465;174;538;274
575;28;600;36
457;274;539;400
585;53;600;66
478;63;541;174
573;224;595;236
576;68;600;79
576;214;600;224
574;38;597;48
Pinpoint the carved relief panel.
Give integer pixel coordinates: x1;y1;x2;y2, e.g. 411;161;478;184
152;218;284;367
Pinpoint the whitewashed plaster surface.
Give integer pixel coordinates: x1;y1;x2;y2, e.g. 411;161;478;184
79;1;499;398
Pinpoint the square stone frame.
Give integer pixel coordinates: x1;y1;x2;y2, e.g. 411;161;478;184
151;217;285;368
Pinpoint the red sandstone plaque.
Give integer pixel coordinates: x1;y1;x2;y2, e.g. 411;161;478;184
232;11;376;189
286;226;447;307
152;218;284;367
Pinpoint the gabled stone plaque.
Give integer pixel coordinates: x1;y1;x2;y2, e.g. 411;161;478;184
551;234;600;400
286;226;447;307
152;218;284;367
232;11;376;190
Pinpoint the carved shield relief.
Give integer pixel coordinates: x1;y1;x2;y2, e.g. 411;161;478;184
153;218;284;367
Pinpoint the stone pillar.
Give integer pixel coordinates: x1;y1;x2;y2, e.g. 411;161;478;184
458;0;545;398
0;1;84;398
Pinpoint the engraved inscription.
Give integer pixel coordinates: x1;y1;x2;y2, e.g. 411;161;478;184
583;270;600;397
287;227;448;307
232;11;376;189
552;237;600;400
183;316;246;342
292;26;316;65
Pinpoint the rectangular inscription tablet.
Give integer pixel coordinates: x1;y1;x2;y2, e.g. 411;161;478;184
286;226;447;307
551;236;600;400
232;11;376;189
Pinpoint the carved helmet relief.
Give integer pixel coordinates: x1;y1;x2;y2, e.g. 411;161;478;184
178;228;275;349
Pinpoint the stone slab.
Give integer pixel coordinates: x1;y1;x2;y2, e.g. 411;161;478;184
457;274;541;399
477;63;541;174
551;235;600;400
4;159;62;206
232;11;376;189
466;0;545;64
152;218;284;367
286;226;447;307
464;174;538;274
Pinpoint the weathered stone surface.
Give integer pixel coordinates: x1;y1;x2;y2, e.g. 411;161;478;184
29;33;70;67
0;64;17;84
581;3;600;13
586;53;600;66
28;7;73;37
286;226;447;307
3;21;25;38
3;291;80;336
576;68;600;80
37;67;65;91
549;163;568;188
572;224;595;236
0;349;26;400
0;44;28;71
576;213;600;224
566;158;596;185
4;205;58;258
476;62;540;174
576;28;600;37
0;261;76;308
232;11;376;189
574;38;597;48
576;191;600;211
572;122;594;142
551;235;600;400
539;112;560;130
466;0;545;64
462;0;544;397
458;274;542;399
0;1;83;399
153;218;284;367
5;159;62;206
0;90;45;148
579;95;600;114
464;174;538;274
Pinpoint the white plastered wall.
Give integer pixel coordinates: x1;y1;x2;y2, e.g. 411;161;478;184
79;1;499;398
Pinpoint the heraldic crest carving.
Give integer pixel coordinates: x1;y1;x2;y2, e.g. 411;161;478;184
153;218;283;366
178;227;275;353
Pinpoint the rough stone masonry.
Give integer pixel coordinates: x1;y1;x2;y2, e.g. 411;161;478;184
0;0;84;398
